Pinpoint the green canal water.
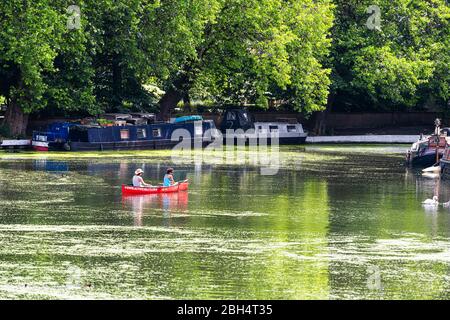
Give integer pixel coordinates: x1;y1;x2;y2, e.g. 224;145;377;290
0;145;449;299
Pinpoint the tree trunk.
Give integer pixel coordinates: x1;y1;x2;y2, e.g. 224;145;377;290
183;93;191;113
157;25;215;120
158;87;184;121
158;62;198;120
314;93;335;135
111;54;122;110
4;99;29;137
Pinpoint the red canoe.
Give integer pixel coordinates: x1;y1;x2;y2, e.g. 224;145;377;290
122;181;189;195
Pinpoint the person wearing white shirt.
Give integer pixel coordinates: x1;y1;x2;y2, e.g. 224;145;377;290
132;168;152;187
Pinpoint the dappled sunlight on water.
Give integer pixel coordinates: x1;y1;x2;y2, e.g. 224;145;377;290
0;146;449;299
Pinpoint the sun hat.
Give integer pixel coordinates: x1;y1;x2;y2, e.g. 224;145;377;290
135;168;144;175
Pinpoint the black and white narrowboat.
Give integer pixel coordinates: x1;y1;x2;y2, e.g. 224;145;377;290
220;109;308;145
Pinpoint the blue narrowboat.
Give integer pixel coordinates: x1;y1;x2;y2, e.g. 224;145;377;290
32;117;216;151
32;122;79;151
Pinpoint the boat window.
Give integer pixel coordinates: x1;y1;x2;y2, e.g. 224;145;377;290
137;128;147;139
152;128;162;137
120;129;130;140
287;125;297;133
36;135;48;142
258;126;263;132
269;125;278;132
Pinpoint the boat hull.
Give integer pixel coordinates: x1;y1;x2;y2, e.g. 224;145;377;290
405;133;447;167
122;182;189;195
441;159;450;179
32;141;49;152
409;152;442;167
65;139;207;151
279;136;307;145
222;135;307;146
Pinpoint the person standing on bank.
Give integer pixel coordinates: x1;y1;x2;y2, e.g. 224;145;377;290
163;168;176;187
133;169;152;187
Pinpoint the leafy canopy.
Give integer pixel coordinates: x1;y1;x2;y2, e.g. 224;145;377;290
330;0;450;110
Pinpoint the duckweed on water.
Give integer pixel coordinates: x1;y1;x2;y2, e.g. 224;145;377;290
0;144;407;158
0;147;351;173
0;146;343;160
0;145;449;299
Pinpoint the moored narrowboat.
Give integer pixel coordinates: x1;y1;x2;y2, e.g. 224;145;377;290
32;122;79;151
32;116;216;151
405;119;448;167
220;109;308;145
405;134;447;167
440;142;450;179
253;121;308;144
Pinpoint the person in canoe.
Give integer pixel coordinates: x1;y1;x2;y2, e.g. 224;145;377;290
163;168;176;187
133;169;152;187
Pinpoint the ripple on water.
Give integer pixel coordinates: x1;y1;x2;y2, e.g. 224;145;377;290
0;147;449;299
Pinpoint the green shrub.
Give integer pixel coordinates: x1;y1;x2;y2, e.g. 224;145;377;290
97;118;114;126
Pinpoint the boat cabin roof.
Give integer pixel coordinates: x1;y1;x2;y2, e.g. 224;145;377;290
102;113;133;120
254;122;302;126
274;118;299;124
129;113;155;119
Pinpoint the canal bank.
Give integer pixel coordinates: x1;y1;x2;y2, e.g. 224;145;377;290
1;134;418;152
306;135;419;144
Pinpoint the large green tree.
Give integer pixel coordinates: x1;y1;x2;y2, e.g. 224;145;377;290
81;0;157;113
144;0;334;119
2;0;447;137
0;0;335;132
0;0;97;136
316;0;450;134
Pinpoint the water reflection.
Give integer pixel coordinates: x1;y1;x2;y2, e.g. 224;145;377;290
122;192;189;226
1;147;450;299
34;160;69;172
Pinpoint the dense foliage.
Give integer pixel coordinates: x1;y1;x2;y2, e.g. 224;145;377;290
330;0;450;112
0;0;448;135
